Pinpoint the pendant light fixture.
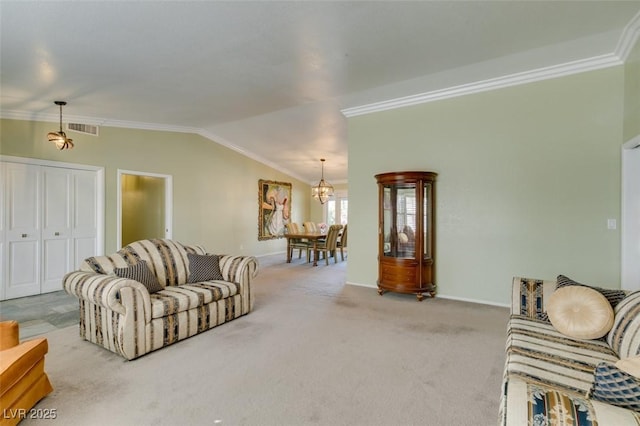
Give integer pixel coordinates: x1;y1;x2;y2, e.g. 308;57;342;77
311;158;334;204
47;101;74;150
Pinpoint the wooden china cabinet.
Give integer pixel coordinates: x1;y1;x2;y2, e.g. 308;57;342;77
375;171;437;301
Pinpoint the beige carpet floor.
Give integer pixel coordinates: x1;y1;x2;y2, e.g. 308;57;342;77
24;255;509;426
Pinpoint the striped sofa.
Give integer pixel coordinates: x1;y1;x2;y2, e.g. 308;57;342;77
500;277;640;425
63;239;258;360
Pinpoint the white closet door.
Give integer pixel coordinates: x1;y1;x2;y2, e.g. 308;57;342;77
4;163;41;299
72;169;99;268
41;166;72;293
1;158;103;301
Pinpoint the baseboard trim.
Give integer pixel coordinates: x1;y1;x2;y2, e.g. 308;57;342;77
345;281;376;289
255;251;286;258
345;281;509;308
435;293;510;309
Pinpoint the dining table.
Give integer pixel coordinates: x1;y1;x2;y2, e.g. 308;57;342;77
283;231;327;266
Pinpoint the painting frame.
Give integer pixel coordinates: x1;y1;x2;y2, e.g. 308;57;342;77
258;179;292;241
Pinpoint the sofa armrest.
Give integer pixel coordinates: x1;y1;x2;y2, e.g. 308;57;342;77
0;321;19;350
0;338;49;390
218;255;258;313
511;276;557;319
63;271;152;323
218;255;259;284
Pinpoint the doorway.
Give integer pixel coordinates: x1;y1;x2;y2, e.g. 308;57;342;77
117;170;172;249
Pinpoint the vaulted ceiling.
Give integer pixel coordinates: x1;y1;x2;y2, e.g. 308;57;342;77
2;1;639;183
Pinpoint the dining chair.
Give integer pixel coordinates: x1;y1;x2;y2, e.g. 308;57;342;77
315;224;343;265
285;223;311;262
337;224;348;261
303;221;317;232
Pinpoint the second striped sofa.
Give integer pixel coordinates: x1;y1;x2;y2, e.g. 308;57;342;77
63;239;258;360
500;276;640;425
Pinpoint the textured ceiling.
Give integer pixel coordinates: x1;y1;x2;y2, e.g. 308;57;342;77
1;1;639;182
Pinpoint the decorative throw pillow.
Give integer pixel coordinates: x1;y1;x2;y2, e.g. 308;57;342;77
516;278;550;322
590;362;640;412
114;260;163;294
546;286;614;340
188;253;224;283
608;292;640;359
616;355;640;378
557;275;626;310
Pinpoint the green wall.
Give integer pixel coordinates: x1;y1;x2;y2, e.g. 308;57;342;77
0;120;310;256
347;66;624;305
624;38;640;143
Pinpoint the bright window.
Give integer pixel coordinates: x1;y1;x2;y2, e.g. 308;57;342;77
327;196;348;225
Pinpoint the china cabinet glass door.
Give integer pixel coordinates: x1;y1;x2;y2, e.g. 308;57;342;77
376;171;437;301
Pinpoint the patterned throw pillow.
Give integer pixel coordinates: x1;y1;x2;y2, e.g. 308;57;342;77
188;253;224;283
607;291;640;359
517;278;549;321
114;260;163;294
590;362;640;412
557;275;627;310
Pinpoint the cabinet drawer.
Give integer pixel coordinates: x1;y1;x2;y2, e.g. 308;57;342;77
380;263;417;285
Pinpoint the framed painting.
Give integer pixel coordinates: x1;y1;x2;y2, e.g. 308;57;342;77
258;179;292;240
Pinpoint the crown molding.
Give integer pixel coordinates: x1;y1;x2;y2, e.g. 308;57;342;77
616;10;640;61
341;53;622;118
342;12;640;119
0;110;201;133
196;129;308;183
0;110;310;183
1;110;76;124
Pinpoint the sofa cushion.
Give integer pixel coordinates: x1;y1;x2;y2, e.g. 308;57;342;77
557;275;627;310
546;286;614;340
120;239;194;287
506;316;619;394
150;282;239;319
590;362;640;413
608;291;640;359
114;261;164;294
187;253;223;283
80;239;207;287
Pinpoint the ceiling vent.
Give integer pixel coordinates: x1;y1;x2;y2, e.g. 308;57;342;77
67;122;99;136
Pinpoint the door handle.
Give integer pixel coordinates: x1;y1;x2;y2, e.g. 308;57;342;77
21;233;27;238
54;232;60;236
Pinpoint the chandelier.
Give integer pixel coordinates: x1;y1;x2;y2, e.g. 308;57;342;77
47;101;74;150
311;158;334;204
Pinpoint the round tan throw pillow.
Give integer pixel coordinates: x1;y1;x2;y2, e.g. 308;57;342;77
546;286;614;340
